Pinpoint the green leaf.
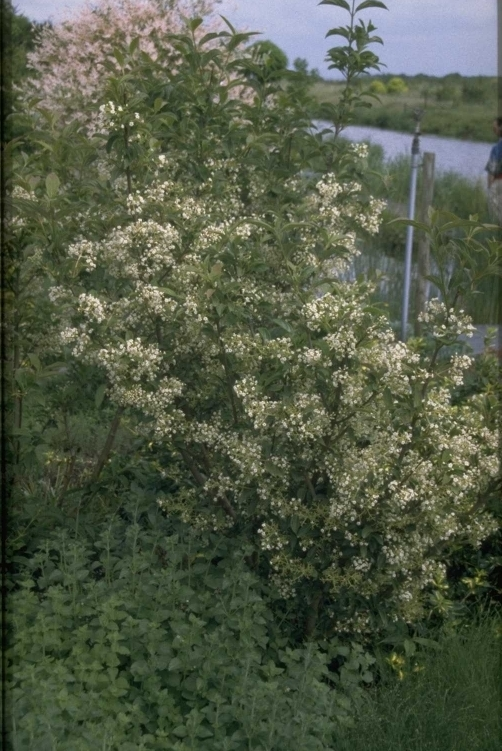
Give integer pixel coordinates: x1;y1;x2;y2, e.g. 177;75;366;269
113;47;125;66
387;217;430;233
356;0;388;11
158;287;181;299
319;0;351;10
45;172;60;199
188;17;203;31
403;638;416;656
27;353;41;372
95;384;107;409
227;31;259;52
168;657;182;671
196;726;214;739
199;32;222;46
219;14;236;33
413;637;440;649
35;444;51;464
413;386;422;409
210;262;223;276
264;461;284;478
382;387;394;410
326;27;352;41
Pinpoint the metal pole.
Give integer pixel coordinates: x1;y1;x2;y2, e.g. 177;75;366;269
401;111;423;341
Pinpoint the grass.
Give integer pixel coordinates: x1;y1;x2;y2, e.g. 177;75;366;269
334;611;502;751
350;144;500;325
310;76;497;142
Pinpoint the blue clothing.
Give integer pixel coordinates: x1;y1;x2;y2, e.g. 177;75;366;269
485;139;502;176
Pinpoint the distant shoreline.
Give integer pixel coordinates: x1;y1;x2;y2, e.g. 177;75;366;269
309;75;496;144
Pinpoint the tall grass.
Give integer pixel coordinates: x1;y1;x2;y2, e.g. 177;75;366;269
355;145;500;325
365;147;491;220
334;611;502;751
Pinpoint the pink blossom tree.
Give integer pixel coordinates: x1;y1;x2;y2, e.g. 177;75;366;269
25;0;223;126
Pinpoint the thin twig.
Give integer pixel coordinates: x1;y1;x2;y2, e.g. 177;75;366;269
179;447;237;521
92;405;125;481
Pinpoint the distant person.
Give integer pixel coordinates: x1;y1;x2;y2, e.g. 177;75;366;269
485;117;502;224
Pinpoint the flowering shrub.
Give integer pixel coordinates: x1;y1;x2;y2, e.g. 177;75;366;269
50;170;498;634
24;0;222;127
11;2;500;644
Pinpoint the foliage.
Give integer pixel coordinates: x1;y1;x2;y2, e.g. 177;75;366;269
310;74;497;141
23;0;222;128
434;81;462;104
2;3;49;141
247;40;289;81
3;2;44;82
11;12;501;647
317;0;388;134
8;498;374;750
8;8;502;747
293;56;322;81
386;76;407;94
333;610;502;751
368;79;386;95
461;75;495;104
352;143;500;323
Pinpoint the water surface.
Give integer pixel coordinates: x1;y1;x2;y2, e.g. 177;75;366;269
314;122;493;183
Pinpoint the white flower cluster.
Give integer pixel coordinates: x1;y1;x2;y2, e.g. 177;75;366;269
99;219;179;279
59;326;91;357
96;101;143;137
350;142;369;159
67;238;98;272
448;353;473;386
92;339;163;385
418;299;476;339
303;286;364;334
358;197;386;235
76;292;108;324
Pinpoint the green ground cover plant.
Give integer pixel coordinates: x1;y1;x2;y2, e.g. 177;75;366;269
6;0;502;747
9;497;374;750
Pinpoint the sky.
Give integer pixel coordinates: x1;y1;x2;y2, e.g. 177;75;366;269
14;0;498;78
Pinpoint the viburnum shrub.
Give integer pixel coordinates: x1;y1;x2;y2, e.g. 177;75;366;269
11;3;500;643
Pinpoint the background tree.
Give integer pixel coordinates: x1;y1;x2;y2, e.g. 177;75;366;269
386;75;408;94
293;56;322;81
23;0;222;128
247;39;289;82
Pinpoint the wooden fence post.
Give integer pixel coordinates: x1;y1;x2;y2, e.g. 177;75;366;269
415;151;435;336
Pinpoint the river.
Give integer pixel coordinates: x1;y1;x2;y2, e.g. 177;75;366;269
314;122;493;184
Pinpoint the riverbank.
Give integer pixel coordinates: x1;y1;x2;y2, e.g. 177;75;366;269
310;76;497;143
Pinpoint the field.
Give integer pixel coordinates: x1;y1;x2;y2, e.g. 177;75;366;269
310;75;498;142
